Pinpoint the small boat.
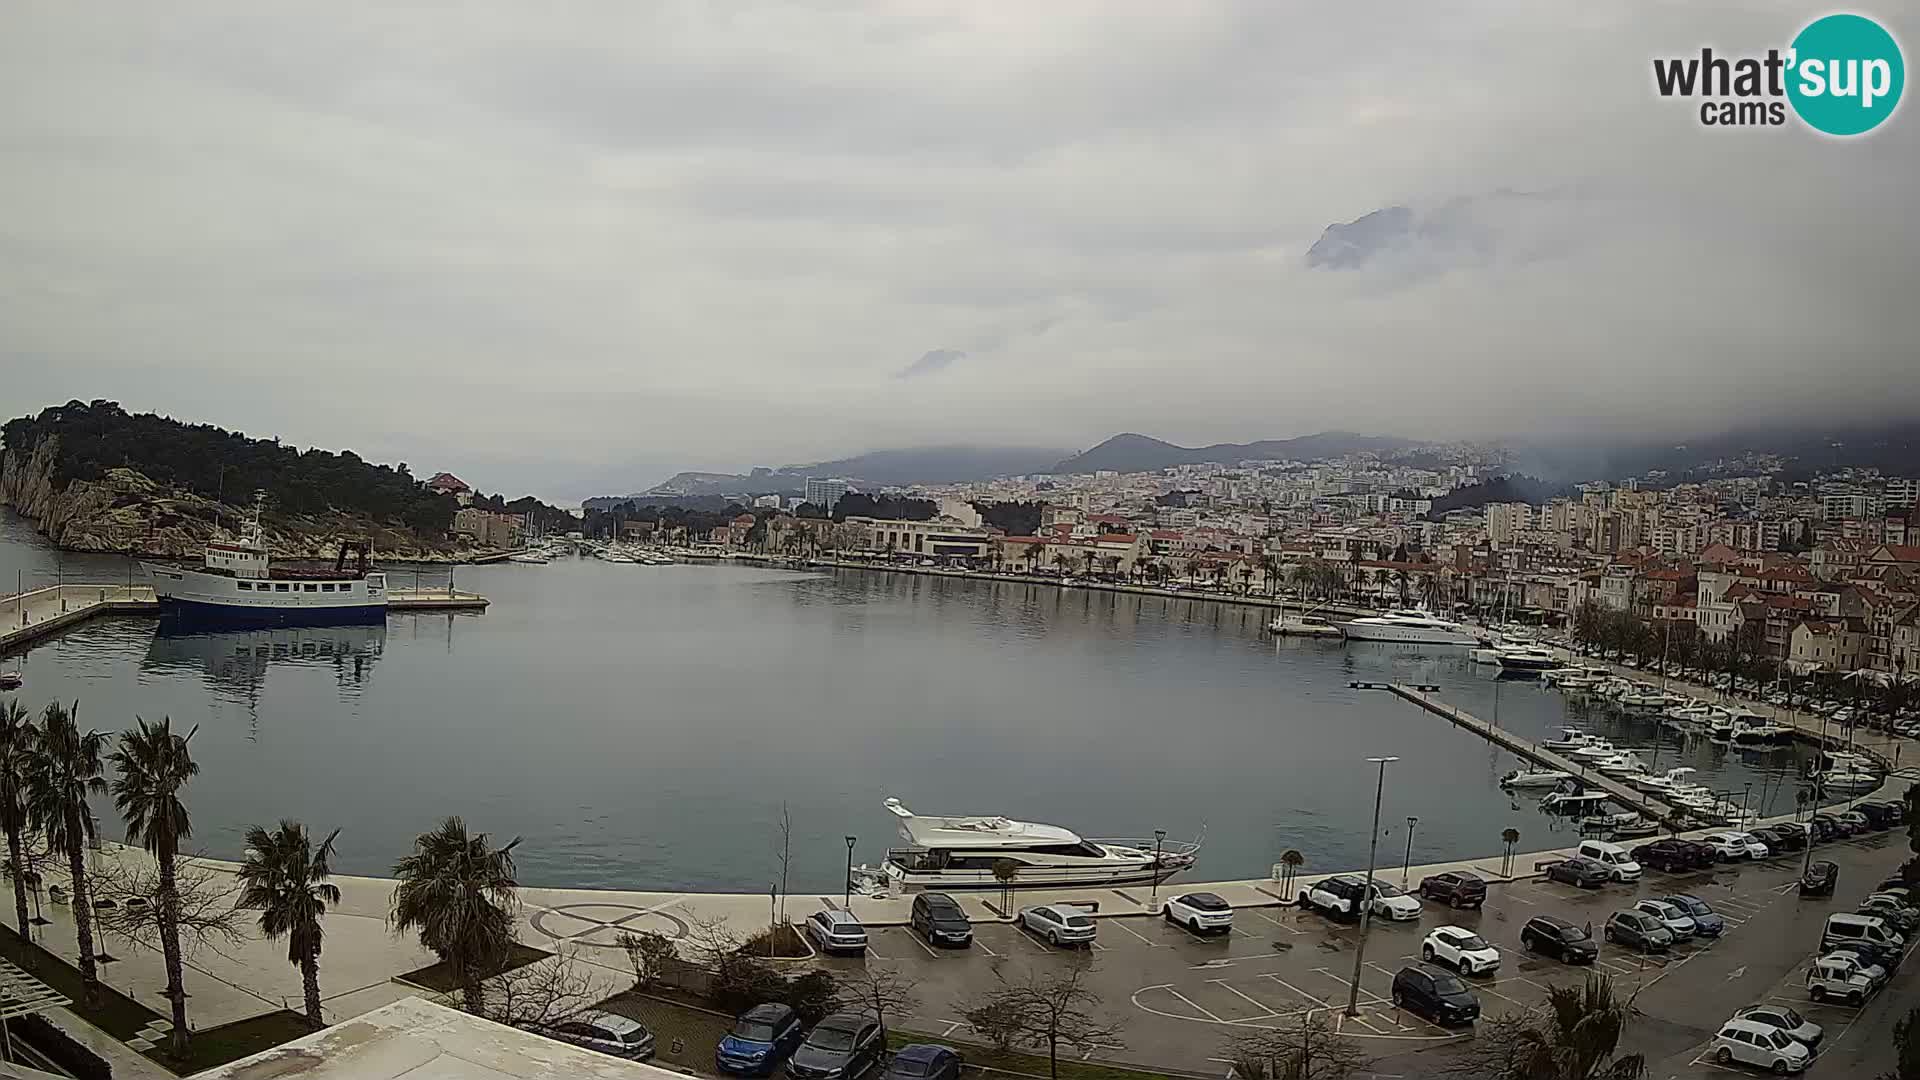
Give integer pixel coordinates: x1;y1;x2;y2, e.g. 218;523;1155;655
506;550;550;564
1567;740;1620;760
1817;769;1881;793
1268;613;1343;638
1732;721;1794;747
1581;811;1658;838
0;671;20;691
1500;768;1573;789
1540;791;1610;814
1543;728;1602;752
1617;688;1669;710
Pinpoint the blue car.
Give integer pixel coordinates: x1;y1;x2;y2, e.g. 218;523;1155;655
1664;894;1726;937
717;1003;805;1076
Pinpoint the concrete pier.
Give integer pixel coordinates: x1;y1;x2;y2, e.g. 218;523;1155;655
1386;682;1684;823
386;587;489;611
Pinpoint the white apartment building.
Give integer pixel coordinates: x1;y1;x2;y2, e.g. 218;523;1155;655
1487;502;1535;545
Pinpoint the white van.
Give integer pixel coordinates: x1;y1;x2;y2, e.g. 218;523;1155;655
1576;839;1642;883
1822;912;1905;952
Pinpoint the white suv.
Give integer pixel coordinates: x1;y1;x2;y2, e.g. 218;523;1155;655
1421;926;1500;975
1164;892;1234;935
1299;875;1368;920
1700;832;1766;860
1709;1019;1810;1074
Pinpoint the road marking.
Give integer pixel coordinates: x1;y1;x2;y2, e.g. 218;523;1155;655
1108;919;1163;947
1474;982;1532;1008
904;930;940;959
1725;965;1747;981
1261;974;1331;1008
1208;980;1283;1020
1161;987;1227;1023
1247;908;1306;934
1314;967;1389;1006
974;937;999;957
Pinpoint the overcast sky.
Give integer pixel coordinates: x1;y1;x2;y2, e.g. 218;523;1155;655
4;3;1916;501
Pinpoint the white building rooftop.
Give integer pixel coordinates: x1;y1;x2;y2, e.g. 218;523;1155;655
198;997;683;1080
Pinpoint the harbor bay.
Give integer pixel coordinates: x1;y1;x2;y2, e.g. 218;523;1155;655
1;510;1821;895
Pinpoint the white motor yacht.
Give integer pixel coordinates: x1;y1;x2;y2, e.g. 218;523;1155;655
1567;740;1620;760
1496;644;1560;672
1268;613;1343;638
1817;768;1881;794
1543;728;1603;751
1337;608;1483;646
1500;768;1573;789
856;798;1200;891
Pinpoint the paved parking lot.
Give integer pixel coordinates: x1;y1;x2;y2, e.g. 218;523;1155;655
809;829;1914;1075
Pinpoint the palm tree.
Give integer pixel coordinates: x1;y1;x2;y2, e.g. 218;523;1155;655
25;700;108;1005
237;821;341;1029
0;701;37;962
109;716;199;1056
1513;974;1646;1079
390;817;521;1013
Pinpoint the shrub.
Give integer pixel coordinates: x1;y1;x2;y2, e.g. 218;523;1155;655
14;1013;113;1080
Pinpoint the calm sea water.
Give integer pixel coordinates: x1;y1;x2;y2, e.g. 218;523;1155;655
1;510;1820;893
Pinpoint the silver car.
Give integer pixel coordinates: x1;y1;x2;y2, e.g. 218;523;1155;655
543;1010;656;1060
1019;904;1096;947
804;909;869;954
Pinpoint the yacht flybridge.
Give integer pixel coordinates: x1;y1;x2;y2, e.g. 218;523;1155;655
854;798;1200;892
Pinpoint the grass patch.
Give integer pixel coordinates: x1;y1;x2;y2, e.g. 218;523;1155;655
598;989;734;1074
0;924;164;1040
889;1030;1181;1080
741;923;811;959
397;943;552;993
145;1010;314;1074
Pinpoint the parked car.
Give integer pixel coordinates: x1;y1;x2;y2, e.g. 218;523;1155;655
786;1012;886;1080
1020;904;1096;947
1748;827;1787;852
1806;955;1879;1004
1766;824;1808;852
1856;802;1898;829
1418;870;1487;909
1709;1018;1812;1074
1811;813;1850;839
717;1003;806;1076
1800;860;1839;897
1824;938;1903;975
1731;1004;1822;1048
1662;894;1726;937
1575;839;1642;882
1633;898;1699;941
1839;811;1873;834
1700;831;1767;860
880;1045;964;1080
910;894;973;948
543;1010;656;1061
1364;880;1424;921
1300;875;1369;919
1858;893;1920;934
1390;965;1480;1026
1604;910;1673;953
1165;892;1235;935
804;910;869;954
1543;857;1612;889
1632;838;1710;873
1421;926;1501;975
1519;915;1598;964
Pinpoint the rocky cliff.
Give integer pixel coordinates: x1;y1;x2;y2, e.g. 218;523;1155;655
1;438;485;562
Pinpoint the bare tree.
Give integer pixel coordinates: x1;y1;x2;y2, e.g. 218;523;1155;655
1225;1013;1365;1080
773;802;793;926
684;912;746;970
615;929;679;992
90;853;245;962
478;951;601;1031
839;963;919;1032
962;962;1124;1080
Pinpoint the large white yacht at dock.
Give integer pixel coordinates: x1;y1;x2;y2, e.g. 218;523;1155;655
853;798;1199;892
1337;607;1483;646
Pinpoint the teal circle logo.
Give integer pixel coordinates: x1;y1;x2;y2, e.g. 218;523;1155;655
1787;14;1904;135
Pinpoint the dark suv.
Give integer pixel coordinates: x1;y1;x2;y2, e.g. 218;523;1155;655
1390;966;1479;1026
1520;915;1598;964
911;893;973;948
786;1012;885;1080
1632;839;1710;873
1417;870;1487;909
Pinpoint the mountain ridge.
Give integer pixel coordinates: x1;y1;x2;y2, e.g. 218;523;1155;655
1053;431;1417;474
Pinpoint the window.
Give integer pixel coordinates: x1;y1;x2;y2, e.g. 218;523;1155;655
304;583;318;592
275;583;291;592
237;581;252;591
320;583;335;592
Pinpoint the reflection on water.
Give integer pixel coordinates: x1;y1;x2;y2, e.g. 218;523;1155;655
144;619;386;705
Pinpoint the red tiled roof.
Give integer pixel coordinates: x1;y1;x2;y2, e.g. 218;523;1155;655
1150;530;1184;540
1877;545;1920;563
1096;534;1137;545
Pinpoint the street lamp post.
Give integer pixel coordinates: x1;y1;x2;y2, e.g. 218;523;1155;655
843;836;858;910
1401;816;1419;888
1150;829;1167;910
1349;756;1399;1018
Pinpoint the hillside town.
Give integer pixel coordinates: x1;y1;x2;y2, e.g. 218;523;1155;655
563;451;1920;682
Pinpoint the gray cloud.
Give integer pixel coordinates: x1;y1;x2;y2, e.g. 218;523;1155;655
0;3;1915;501
898;349;966;379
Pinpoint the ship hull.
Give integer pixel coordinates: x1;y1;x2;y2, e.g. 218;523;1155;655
144;564;387;628
1340;623;1480;645
156;598;386;628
